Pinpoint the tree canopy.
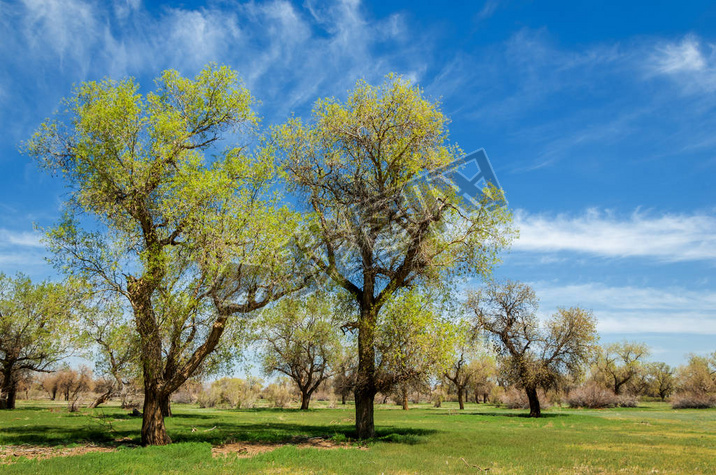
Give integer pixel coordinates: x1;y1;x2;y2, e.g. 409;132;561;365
274;74;514;437
0;273;84;409
469;280;598;417
25;64;302;445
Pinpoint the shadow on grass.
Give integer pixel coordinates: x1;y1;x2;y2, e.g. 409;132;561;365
0;414;436;448
455;412;570;419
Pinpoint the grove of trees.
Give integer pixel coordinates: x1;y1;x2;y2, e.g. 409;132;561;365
0;63;710;448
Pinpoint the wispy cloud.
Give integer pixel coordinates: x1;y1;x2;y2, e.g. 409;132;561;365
533;282;716;334
0;0;426;131
513;209;716;262
649;35;716;93
0;228;43;248
0;228;48;278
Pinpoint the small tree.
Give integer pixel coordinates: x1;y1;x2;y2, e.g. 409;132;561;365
468;358;497;403
373;290;453;410
332;348;357;405
469;280;598;417
256;293;341;410
82;298;139;409
0;274;83;409
593;341;650;395
443;321;492;410
645;362;675;401
677;353;716;395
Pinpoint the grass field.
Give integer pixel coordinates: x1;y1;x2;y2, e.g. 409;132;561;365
0;400;714;474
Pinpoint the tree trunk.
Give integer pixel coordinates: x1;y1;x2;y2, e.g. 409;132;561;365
354;305;377;439
89;388;113;409
355;386;376;438
341;393;346;405
300;390;310;410
483;394;488;404
0;377;17;410
457;387;465;410
401;386;409;410
141;390;171;446
526;386;541;418
160;395;172;417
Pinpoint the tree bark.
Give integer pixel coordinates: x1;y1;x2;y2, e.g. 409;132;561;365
0;377;17;410
160;396;172;417
89;388;113;409
300;391;310;410
526;386;541;418
457;387;465;410
354;304;377;438
141;390;171;446
401;386;409;410
341;393;347;405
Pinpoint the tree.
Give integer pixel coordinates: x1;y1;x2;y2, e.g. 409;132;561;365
0;274;83;409
26;65;301;445
82;298;139;409
676;353;716;395
468;357;497;403
593;342;650;395
274;75;513;437
645;362;675;401
332;348;357;405
443;321;491;410
256;293;341;410
374;290;453;410
469;280;598;417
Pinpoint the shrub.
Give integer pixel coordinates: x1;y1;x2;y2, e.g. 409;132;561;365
616;394;639;407
263;382;294;408
567;383;618;408
671;392;716;409
196;378;261;409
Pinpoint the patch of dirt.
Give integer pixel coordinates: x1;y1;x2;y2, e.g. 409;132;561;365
212;437;368;459
0;444;115;464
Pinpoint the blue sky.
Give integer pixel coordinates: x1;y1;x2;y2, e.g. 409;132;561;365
0;0;714;367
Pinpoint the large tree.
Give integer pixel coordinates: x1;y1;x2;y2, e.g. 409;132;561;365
256;293;341;410
469;281;598;417
274;75;513;437
0;273;83;409
26;65;301;445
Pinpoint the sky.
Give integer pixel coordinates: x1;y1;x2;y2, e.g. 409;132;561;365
0;0;714;367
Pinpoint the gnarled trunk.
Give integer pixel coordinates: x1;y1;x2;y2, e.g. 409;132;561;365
0;376;17;410
89;387;113;409
141;389;171;446
160;395;172;417
354;306;377;438
300;390;311;410
526;386;541;418
457;387;465;410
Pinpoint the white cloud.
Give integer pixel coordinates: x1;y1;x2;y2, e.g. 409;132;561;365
514;209;716;262
20;0;101;71
0;228;43;248
649;35;716;93
532;282;716;335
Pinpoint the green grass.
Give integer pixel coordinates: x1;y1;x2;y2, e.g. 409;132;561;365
1;400;714;474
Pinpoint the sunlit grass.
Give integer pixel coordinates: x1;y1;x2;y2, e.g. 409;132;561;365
1;401;714;473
